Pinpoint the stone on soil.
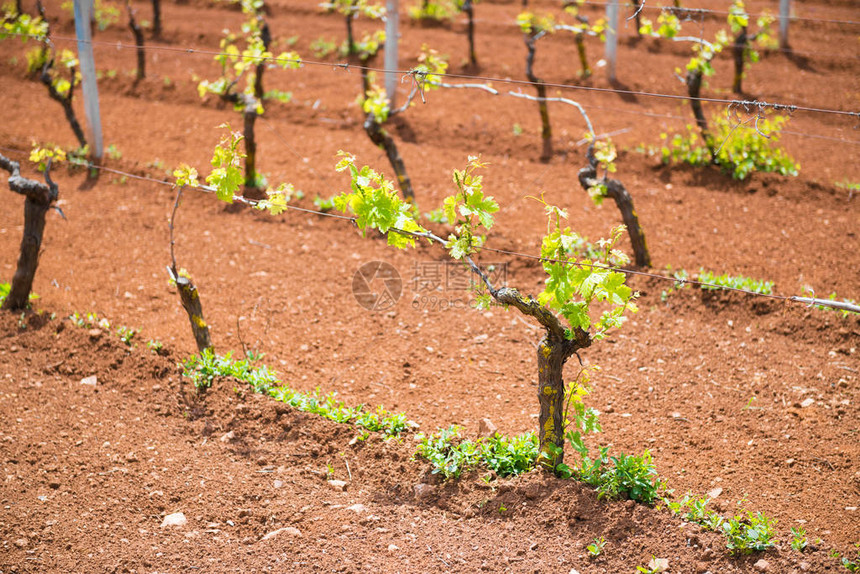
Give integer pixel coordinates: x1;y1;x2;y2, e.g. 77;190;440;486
261;527;301;540
161;512;187;527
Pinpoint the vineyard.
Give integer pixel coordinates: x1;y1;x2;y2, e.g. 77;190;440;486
0;0;858;572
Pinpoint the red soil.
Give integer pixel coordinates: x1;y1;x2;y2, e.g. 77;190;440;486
1;0;858;572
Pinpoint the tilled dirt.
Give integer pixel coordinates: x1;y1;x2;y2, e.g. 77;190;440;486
0;0;858;572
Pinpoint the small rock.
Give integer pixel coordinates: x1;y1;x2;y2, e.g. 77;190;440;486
800;398;815;408
87;329;103;341
786;458;795;467
327;480;347;492
237;509;251;518
798;561;811;572
125;452;138;462
568;569;580;574
346;504;367;514
13;538;28;548
707;487;722;499
414;483;434;500
80;376;97;386
273;480;284;489
753;559;770;572
219;431;235;443
261;526;301;540
387;544;398;552
161;512;187;528
477;418;498;437
647;557;669;572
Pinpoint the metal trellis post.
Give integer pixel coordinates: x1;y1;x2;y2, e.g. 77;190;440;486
605;0;618;82
73;0;104;159
384;0;399;107
779;0;791;48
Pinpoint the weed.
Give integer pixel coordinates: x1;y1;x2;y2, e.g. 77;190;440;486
182;351;415;437
314;195;337;212
586;536;607;557
722;510;777;554
698;269;773;294
835;180;858;200
842;543;860;572
480;432;539;477
790;526;808;552
415;426;481;479
69;312;110;330
116;326;138;346
147;339;166;355
106;144;122;160
310;37;337;58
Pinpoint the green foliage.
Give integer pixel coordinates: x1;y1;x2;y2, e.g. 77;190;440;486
61;0;119;31
442;155;498;259
516;11;555;36
0;8;48;41
415;426;481;479
361;45;446;124
322;0;384;20
664;493;725;532
842;544;860;572
333;152;426;248
697;269;774;294
0;283;38;307
197;3;300;109
639;11;680;38
310;37;337;59
69;311;110;330
537;213;636;341
659;114;799;180
597;451;662;504
585;138;618;206
205;126;245;201
183;349;416;436
480;432;539;477
147;339;166;355
587;537;607;557
415;425;539;479
791;526;808;552
812;293;859;318
116;326;138;347
29;145;67;171
722;511;777;554
408;0;455;22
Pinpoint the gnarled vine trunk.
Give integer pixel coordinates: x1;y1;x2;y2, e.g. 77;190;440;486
732;27;748;94
493;287;591;470
126;0;145;80
578;144;651;268
363;112;415;201
151;0;161;37
686;68;715;159
0;154;59;311
524;33;552;162
462;0;477;67
40;61;87;149
175;275;212;353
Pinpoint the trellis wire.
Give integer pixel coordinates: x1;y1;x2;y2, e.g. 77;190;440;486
4;30;859;121
0;144;855;315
